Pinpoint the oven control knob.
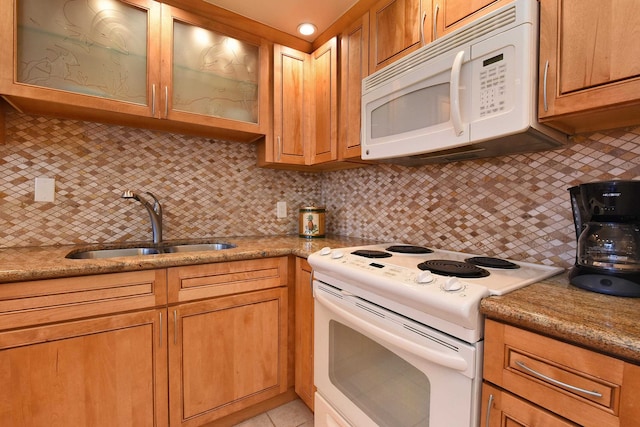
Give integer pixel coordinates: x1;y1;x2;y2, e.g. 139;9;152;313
443;277;463;292
331;250;345;259
320;247;332;256
416;271;434;284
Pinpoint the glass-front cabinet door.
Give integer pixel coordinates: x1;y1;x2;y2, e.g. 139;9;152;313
1;0;160;117
0;1;268;142
159;5;269;139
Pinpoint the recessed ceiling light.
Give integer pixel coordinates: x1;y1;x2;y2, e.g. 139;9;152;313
297;23;317;36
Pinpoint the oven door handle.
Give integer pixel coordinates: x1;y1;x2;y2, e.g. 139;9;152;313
316;291;469;372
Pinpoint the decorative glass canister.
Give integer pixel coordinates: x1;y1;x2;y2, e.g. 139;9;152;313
299;206;326;238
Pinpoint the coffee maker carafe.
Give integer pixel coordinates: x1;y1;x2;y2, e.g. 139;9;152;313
569;180;640;297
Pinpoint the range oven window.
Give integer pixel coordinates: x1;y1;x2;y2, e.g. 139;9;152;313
328;320;431;426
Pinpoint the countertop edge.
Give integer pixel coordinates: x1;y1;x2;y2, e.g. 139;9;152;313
480;277;640;364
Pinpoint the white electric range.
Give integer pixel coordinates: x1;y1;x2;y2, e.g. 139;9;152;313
309;243;564;427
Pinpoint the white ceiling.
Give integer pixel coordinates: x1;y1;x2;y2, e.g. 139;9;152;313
203;0;359;42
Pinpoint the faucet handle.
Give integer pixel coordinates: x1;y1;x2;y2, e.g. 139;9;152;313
121;190;136;199
145;192;162;216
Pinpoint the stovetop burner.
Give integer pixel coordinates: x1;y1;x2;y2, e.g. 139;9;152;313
385;245;433;254
466;256;520;269
418;260;490;278
351;249;392;259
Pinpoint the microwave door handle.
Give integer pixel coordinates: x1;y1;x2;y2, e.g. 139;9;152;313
450;50;465;136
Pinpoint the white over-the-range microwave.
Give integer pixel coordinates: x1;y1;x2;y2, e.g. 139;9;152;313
361;0;567;165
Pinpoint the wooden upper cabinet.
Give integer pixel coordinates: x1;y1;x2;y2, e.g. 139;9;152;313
0;0;269;142
159;5;269;138
369;0;430;72
272;44;310;166
431;0;510;38
538;0;640;134
340;12;370;160
264;38;338;168
0;0;161;117
309;37;338;165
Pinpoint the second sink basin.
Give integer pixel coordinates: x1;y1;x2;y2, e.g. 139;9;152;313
66;242;237;259
163;243;236;253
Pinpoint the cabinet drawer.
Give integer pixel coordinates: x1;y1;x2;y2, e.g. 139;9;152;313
481;382;579;427
0;270;167;330
484;319;640;427
167;257;288;303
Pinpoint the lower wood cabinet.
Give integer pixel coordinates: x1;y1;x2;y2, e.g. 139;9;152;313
168;287;288;426
294;257;315;410
481;382;579;427
0;270;169;427
483;319;640;427
0;258;292;427
167;258;290;426
0;310;168;427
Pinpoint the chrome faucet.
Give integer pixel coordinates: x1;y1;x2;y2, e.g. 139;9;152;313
121;190;163;244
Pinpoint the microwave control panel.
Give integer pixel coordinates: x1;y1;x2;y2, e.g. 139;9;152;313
479;53;507;117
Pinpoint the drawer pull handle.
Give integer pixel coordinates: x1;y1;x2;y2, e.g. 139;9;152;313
159;311;163;348
515;360;603;397
543;60;549;112
485;394;494;427
173;309;178;345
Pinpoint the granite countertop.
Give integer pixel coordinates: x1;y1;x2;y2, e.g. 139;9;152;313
3;236;639;365
0;235;376;283
481;273;640;364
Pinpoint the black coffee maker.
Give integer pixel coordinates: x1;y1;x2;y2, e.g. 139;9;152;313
569;180;640;297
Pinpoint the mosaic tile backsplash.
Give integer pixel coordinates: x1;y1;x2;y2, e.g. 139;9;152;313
0;111;322;247
2;109;640;269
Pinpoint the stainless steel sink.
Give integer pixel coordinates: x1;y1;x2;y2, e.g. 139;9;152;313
66;247;161;259
163;243;237;253
66;242;236;259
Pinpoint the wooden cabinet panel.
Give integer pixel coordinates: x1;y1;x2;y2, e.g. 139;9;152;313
272;44;309;165
294;257;314;410
0;270;167;330
481;383;579;427
0;309;168;427
538;0;640;133
167;257;288;303
310;37;338;165
556;1;640;94
340;13;370;161
369;0;424;72
483;319;640;427
264;40;341;169
169;287;288;427
432;0;509;38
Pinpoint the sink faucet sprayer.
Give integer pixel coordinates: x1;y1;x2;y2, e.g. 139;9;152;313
121;190;163;244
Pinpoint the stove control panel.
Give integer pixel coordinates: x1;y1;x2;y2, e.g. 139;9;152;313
313;248;476;294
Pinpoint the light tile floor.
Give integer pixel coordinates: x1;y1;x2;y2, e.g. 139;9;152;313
233;399;314;427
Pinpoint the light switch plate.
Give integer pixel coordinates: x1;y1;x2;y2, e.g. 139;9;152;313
34;177;55;202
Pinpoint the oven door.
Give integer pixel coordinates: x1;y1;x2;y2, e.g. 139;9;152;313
314;281;482;427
